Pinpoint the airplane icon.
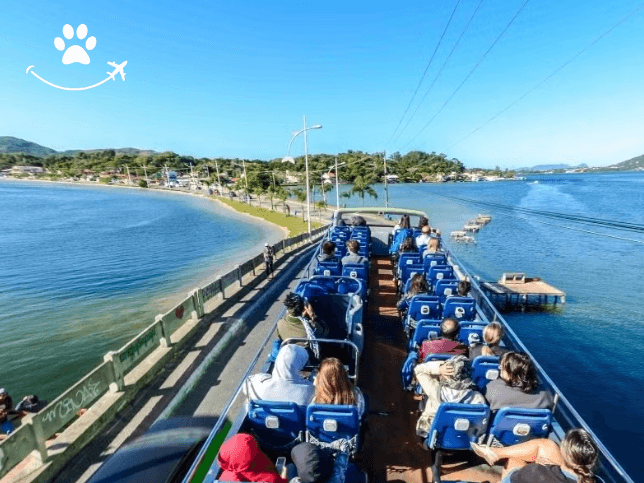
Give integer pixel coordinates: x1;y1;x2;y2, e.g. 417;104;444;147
107;61;127;81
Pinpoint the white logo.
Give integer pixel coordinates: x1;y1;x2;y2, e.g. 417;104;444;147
27;23;127;91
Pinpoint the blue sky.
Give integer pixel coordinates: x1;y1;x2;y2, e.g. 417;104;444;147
1;0;643;168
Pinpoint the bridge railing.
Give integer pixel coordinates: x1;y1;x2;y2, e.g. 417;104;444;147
0;225;327;480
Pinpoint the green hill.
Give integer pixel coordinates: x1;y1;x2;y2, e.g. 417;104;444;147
608;154;644;170
0;137;56;156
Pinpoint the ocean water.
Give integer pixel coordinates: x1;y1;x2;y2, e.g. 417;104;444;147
335;172;644;476
0;181;282;402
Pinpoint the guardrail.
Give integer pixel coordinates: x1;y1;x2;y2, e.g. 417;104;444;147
0;225;328;480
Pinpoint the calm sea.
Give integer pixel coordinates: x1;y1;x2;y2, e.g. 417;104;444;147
336;171;644;476
0;181;282;402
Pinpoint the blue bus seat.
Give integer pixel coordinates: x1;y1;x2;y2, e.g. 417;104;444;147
407;319;442;352
342;263;369;282
458;321;487;346
435;280;460;303
401;350;419;391
306;404;361;452
423;353;453;364
351;226;371;236
389;228;414;254
423;253;447;271
425;403;491;450
417;244;427;255
487;407;553;447
471;356;500;392
426;265;455;285
443;297;477;321
407;295;442;326
314;260;342;277
399;263;425;289
248;400;306;451
357;245;369;257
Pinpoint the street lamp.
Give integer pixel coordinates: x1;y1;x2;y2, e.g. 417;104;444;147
326;159;346;210
282;116;322;236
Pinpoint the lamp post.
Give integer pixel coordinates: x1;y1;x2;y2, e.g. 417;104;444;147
326;159;346;210
282;116;322;236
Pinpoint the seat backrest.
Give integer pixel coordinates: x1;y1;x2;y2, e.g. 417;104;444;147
423;253;447;271
427;403;490;450
422;352;454;363
314;260;342;277
408;319;442;351
488;407;553;447
398;253;422;272
296;280;334;300
342;263;369;281
458;321;487;345
442;297;477;321
435;280;460;303
426;265;455;284
306;404;360;449
248;400;306;450
471;355;500;392
408;295;442;322
417;244;427;255
399;263;425;287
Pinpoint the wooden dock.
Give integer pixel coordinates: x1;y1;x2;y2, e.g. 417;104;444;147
481;272;565;311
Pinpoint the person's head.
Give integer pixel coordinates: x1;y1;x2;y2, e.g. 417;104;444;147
440;355;472;390
284;292;305;316
440;317;460;341
352;215;366;226
321;241;336;256
409;274;429;296
218;433;278;482
399;237;416;253
560;429;598;483
481;321;504;356
398;214;411;229
0;389;12;421
457;280;471;296
499;352;539;393
418;216;429;228
274;345;309;380
427;237;441;252
421;225;431;235
314;357;356;405
345;239;360;254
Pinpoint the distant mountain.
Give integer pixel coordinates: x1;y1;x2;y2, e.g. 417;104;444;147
0;136;157;157
0;136;56;156
516;163;588;172
605;154;644;171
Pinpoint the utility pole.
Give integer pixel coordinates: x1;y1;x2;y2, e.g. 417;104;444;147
383;150;389;208
242;159;249;202
213;160;222;194
190;164;196;190
125;165;132;185
335;156;340;211
164;164;170;187
142;165;149;184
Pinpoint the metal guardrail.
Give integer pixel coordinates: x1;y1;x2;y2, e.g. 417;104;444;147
0;225;328;480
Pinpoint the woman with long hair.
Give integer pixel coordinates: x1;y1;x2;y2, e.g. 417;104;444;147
312;358;365;417
469;321;512;359
485;352;553;410
397;273;429;314
471;428;598;483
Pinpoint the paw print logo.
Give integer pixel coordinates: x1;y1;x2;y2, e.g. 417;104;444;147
54;24;97;65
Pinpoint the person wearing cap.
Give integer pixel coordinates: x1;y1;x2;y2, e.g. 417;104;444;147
416;225;432;246
264;242;275;278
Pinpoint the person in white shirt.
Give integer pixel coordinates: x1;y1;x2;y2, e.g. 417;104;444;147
416;225;432;247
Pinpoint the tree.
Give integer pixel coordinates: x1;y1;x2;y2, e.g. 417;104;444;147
292;188;307;220
349;176;378;206
320;182;333;205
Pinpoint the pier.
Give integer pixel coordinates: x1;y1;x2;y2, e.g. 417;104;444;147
481;272;566;311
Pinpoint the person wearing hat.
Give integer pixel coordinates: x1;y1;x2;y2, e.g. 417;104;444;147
264;242;275;278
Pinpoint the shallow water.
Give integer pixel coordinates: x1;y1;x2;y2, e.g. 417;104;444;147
0;181;282;401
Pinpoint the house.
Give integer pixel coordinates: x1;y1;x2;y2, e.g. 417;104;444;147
11;166;45;175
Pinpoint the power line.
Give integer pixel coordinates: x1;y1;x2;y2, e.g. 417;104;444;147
401;0;531;150
447;2;644;150
385;0;462;148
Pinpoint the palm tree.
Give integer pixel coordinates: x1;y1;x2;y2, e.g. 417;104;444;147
349;176;378;206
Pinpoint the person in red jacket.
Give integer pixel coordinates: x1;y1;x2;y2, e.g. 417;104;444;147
419;317;467;361
218;433;288;483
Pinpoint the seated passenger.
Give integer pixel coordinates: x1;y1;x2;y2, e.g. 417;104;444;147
422;237;442;257
397;274;429;314
417;216;429;230
243;345;314;406
419;317;468;360
398;236;416;254
341;240;366;265
485;352;553;410
277;293;329;358
469;321;511;359
218;433;288;483
471;428;598;483
391;214;411;235
415;225;432;246
351;215;367;226
318;241;338;262
312;357;366;418
414;355;486;437
0;390;14;440
457;279;471;297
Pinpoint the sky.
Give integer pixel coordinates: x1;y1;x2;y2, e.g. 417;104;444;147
1;0;644;168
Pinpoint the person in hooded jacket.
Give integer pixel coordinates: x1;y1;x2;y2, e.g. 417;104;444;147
243;345;314;406
218;433;288;483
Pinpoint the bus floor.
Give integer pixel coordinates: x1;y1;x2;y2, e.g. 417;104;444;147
358;256;502;483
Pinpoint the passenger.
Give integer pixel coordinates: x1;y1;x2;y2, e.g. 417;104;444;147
418;216;429;229
422;237;442;256
397;274;429;314
341;240;366;265
418;317;468;360
390;215;414;255
457;280;471;297
218;433;288;483
414;355;486;437
485;352;553;410
398;237;416;253
312;357;366;418
351;215;367;226
415;225;432;246
391;214;411;235
469;321;511;359
317;241;338;262
243;345;314;406
471;428;598;483
277;293;329;358
0;390;14;440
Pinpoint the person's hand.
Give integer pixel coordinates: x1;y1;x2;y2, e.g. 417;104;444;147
439;364;455;378
304;303;315;319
